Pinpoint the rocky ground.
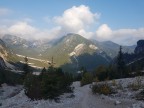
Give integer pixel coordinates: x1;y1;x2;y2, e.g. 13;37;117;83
0;76;144;108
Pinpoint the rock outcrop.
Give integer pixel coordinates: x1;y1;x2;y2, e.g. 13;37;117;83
0;57;7;69
134;40;144;54
0;39;9;59
0;39;10;69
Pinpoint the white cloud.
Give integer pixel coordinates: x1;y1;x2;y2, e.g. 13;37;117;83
94;24;144;45
0;5;100;40
78;29;94;39
33;26;62;40
43;16;51;24
96;24;112;40
54;5;100;33
0;8;12;16
0;6;144;45
8;22;36;35
0;21;63;40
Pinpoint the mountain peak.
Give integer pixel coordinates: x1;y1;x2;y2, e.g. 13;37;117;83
64;33;85;40
101;41;118;46
54;33;89;46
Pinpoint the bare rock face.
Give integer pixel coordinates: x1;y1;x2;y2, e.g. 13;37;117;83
0;39;9;59
134;40;144;54
0;57;7;69
0;39;9;69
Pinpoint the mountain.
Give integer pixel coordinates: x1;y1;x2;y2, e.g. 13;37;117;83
2;35;50;58
2;35;55;68
124;40;144;72
2;33;137;72
91;40;135;58
41;33;111;72
0;39;9;60
134;40;144;54
0;40;7;69
2;33;111;71
0;57;7;69
0;39;15;69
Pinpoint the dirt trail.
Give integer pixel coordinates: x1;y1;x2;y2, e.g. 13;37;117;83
79;85;90;108
0;82;138;108
74;82;135;108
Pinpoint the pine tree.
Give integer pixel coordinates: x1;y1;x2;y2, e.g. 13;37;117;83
48;57;56;73
39;67;47;79
42;67;46;73
23;56;30;78
95;65;108;81
116;46;126;78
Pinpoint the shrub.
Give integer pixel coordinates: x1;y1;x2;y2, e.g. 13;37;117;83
92;82;114;95
95;66;108;81
136;90;144;100
81;72;93;86
128;76;143;91
93;77;99;82
112;80;117;86
128;83;140;91
0;69;23;85
24;67;73;100
24;73;42;100
0;69;5;85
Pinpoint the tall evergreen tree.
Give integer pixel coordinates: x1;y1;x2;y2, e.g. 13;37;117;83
23;56;30;78
48;57;56;73
39;67;47;79
42;67;46;73
116;46;126;78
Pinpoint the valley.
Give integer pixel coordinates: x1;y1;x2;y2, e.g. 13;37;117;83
0;34;135;73
0;1;144;108
0;34;143;108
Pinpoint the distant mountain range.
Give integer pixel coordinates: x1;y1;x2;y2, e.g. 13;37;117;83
125;40;144;72
0;33;136;72
91;40;135;58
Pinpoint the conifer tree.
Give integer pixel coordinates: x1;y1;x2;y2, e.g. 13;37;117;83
48;57;56;72
39;67;47;80
23;56;30;77
116;46;126;78
42;67;46;73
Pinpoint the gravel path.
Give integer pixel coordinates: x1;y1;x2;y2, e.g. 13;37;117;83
74;82;136;108
0;81;143;108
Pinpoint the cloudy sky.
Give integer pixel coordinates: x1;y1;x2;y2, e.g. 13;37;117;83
0;0;144;45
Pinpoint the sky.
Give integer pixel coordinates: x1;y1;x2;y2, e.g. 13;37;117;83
0;0;144;45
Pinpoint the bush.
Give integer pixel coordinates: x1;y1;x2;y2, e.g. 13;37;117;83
0;69;23;85
95;66;108;81
112;80;117;86
24;67;73;100
81;72;93;86
92;82;114;95
136;90;144;100
24;73;42;100
128;83;141;91
128;76;143;91
0;69;5;85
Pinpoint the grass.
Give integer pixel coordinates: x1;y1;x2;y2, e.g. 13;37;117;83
92;82;115;95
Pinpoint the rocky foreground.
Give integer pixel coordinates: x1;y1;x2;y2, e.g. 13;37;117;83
0;77;144;108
